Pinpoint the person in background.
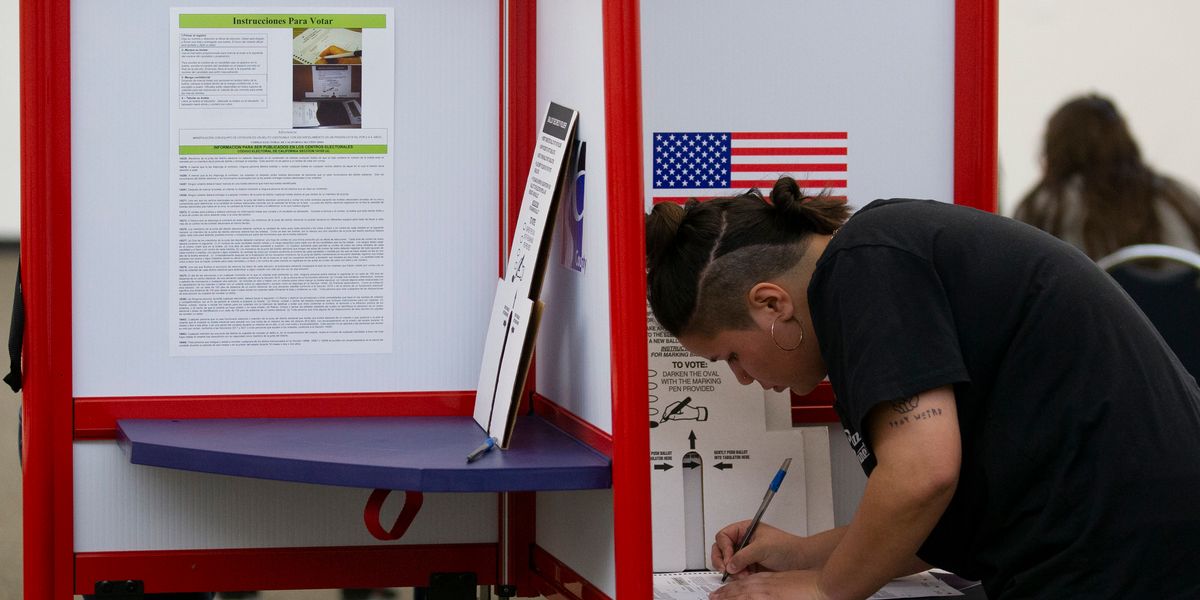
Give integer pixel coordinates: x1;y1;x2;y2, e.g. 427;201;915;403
645;177;1200;599
1014;93;1200;260
1016;93;1200;380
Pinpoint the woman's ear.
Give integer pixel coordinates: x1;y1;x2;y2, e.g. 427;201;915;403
746;282;794;330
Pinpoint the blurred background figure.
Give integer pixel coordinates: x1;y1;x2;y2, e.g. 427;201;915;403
1015;93;1200;380
1014;93;1200;260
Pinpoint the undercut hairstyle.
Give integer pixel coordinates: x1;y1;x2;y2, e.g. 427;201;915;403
645;176;850;338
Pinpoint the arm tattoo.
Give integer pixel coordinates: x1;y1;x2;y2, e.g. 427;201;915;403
891;395;919;414
887;394;944;428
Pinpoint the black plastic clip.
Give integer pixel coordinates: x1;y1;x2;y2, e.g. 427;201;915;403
427;571;478;600
92;580;144;599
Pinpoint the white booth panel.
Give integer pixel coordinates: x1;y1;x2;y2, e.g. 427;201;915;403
536;489;615;598
534;0;615;436
641;0;955;210
71;0;500;396
74;441;498;551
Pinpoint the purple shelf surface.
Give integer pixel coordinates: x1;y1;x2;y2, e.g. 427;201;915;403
117;415;611;492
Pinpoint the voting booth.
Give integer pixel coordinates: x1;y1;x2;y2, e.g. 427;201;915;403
19;1;995;599
640;2;998;585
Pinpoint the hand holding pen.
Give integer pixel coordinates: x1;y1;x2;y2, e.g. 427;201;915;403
659;397;692;422
317;46;362;64
718;458;792;582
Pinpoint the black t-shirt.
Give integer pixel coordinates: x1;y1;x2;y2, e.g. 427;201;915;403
808;199;1200;599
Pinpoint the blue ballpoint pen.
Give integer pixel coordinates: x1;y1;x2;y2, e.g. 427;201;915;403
466;436;497;463
721;458;792;583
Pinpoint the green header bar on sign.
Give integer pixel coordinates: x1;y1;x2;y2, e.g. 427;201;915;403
180;145;388;155
179;14;386;29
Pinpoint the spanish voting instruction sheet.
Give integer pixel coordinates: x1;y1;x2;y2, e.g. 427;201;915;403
168;8;395;356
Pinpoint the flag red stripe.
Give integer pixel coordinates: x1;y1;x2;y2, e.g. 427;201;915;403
730;163;846;172
652;195;848;205
730;147;847;156
730;179;847;188
731;132;847;140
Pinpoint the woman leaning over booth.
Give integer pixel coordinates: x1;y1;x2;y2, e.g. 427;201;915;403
645;176;1200;600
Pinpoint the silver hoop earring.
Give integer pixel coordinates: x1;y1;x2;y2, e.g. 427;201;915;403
770;315;803;352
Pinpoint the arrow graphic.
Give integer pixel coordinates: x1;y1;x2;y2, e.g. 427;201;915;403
714;462;733;471
653;463;674;471
683;460;700;469
688;430;697;450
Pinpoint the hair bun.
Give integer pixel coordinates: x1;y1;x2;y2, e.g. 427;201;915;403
770;176;804;211
769;176;848;235
645;201;687;269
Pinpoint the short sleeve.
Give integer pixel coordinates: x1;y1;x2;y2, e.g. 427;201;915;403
810;245;970;439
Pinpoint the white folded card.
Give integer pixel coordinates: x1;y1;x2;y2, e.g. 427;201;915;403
472;102;579;448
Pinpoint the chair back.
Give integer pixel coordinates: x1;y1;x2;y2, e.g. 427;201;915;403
1098;244;1200;379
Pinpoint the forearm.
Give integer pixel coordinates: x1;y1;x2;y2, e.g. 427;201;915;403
816;462;955;600
793;526;848;569
816;386;960;600
792;525;927;572
899;555;934;577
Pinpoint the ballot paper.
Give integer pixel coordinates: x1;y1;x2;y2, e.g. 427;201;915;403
652;570;963;600
292;27;362;64
308;65;353;98
653;571;722;599
291;102;319;127
869;572;964;598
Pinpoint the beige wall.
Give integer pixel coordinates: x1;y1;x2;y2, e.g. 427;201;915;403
999;0;1200;215
0;247;20;592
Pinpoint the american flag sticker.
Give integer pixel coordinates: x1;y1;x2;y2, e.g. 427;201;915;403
650;131;847;204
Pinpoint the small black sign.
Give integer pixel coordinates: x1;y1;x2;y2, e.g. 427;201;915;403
542;102;574;141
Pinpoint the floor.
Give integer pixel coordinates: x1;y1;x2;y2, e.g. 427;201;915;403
1;244;22;595
0;244;512;599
